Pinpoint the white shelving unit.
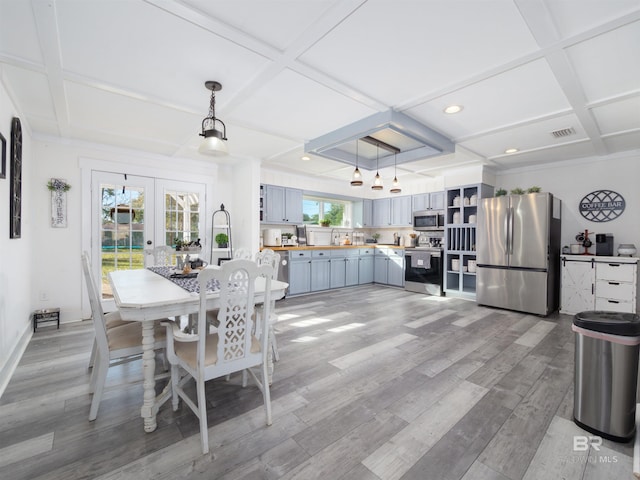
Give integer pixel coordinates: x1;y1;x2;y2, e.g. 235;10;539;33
210;204;232;265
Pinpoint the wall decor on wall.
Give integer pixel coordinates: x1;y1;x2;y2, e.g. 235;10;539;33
10;117;22;238
0;130;6;179
48;178;71;228
579;189;625;223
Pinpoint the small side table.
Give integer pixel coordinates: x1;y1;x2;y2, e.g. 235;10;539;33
33;308;60;332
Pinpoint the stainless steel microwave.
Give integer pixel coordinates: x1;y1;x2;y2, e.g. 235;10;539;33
413;210;445;231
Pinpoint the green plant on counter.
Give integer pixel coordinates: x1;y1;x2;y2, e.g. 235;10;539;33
320;219;331;227
371;232;381;243
495;188;507;197
215;233;229;247
510;187;526;195
527;186;542;193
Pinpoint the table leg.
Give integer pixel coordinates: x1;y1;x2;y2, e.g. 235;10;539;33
140;321;157;433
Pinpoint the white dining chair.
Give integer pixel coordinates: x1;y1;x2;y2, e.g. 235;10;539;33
233;247;252;259
255;249;281;365
163;259;273;454
144;245;174;267
81;252;168;421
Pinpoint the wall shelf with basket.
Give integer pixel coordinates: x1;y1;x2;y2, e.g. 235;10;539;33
444;183;493;298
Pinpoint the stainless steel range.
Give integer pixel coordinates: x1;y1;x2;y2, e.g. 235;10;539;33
404;233;445;296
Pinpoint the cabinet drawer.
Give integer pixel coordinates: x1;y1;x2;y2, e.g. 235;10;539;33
289;251;311;260
311;250;331;258
595;297;635;313
596;280;635;301
596;262;636;282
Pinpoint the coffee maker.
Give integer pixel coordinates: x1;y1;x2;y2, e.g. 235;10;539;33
596;233;614;256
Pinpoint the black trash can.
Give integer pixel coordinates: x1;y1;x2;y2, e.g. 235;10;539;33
573;311;640;442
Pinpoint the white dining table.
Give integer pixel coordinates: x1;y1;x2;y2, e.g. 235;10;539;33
108;267;288;433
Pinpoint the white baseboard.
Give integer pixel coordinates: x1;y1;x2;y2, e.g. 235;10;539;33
0;324;33;399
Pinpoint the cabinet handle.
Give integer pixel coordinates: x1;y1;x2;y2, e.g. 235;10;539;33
607;300;620;304
608;263;621;267
591;284;594;295
608;282;620;285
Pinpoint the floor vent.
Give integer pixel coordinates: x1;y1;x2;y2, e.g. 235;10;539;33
550;127;575;138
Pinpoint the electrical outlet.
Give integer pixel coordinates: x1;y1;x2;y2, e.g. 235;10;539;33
39;291;49;302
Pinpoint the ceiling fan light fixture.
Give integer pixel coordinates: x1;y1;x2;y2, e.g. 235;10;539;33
199;81;228;156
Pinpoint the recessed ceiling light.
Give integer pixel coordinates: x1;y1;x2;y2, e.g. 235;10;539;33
504;148;519;154
443;105;463;114
301;155;311;161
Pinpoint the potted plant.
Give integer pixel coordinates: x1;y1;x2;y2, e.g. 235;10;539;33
320;219;331;227
174;238;184;251
527;186;542;193
495;188;507;197
215;233;229;248
510;187;526;195
371;233;381;243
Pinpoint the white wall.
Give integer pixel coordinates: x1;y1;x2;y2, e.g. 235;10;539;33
494;152;640;253
0;75;34;391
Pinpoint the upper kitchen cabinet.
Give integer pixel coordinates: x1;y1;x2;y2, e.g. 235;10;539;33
353;199;373;228
262;184;303;224
372;195;413;227
412;191;444;211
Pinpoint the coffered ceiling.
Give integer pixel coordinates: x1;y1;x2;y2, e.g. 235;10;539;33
1;0;638;186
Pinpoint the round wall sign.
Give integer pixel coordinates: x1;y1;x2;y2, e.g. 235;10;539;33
579;190;625;222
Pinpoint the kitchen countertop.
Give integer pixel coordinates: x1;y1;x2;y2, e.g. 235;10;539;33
263;244;405;251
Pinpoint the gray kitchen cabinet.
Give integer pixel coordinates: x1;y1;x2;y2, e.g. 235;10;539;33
374;254;388;284
311;250;331;291
387;249;405;287
412;191;444;211
362;199;373;227
358;248;375;284
263;184;303;224
288;251;311;295
391;195;413;226
330;255;346;289
345;255;360;286
373;198;391;226
374;247;405;286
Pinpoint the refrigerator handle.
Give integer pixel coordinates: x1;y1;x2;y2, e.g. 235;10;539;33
507;206;514;255
504;206;510;258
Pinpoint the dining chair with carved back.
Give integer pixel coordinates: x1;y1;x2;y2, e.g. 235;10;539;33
162;259;273;454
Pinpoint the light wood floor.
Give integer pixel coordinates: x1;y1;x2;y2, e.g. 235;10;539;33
0;285;635;479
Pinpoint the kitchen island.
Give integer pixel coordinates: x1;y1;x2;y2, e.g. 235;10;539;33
265;244;405;295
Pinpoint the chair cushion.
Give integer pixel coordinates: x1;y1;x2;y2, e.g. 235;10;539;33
175;333;260;370
107;321;167;351
104;310;133;330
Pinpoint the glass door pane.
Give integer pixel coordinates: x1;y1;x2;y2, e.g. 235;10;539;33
92;172;154;301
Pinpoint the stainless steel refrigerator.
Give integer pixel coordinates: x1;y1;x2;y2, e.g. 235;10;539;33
476;192;561;316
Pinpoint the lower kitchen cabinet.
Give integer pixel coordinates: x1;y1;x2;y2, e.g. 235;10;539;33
311;250;331;291
358;249;375;284
374;247;405;287
560;255;638;314
345;256;360;286
330;257;346;289
289;251;311;295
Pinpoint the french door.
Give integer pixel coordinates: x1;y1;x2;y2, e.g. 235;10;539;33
91;171;206;310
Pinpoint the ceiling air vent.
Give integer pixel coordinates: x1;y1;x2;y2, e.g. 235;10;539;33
550;127;575;138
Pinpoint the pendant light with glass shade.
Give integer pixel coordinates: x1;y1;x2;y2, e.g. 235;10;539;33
371;145;383;190
350;139;363;186
390;153;401;193
198;81;228;156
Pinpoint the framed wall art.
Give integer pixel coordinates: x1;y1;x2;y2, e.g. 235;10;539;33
10;117;22;239
0;130;6;179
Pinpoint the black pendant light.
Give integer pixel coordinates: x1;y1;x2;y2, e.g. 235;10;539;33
199;81;228;156
350;139;363;187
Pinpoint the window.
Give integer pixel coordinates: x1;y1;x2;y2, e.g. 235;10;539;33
303;196;351;227
165;190;200;247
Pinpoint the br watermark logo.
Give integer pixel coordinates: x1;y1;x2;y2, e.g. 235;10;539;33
566;435;618;465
